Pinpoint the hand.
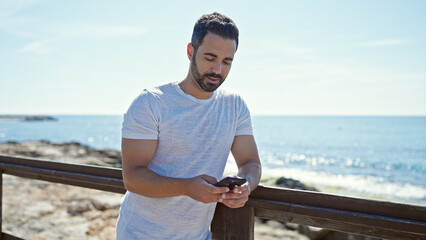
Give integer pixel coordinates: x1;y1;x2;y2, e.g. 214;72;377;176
185;174;229;204
219;181;251;208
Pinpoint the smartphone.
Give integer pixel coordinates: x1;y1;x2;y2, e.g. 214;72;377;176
214;177;247;190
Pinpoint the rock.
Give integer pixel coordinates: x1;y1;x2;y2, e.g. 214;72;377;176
258;177;318;224
255;219;310;240
2;178;100;239
0;141;122;166
284;222;300;231
90;193;122;211
298;225;330;239
264;178;377;240
275;177;318;191
0;115;57;121
0;141;125;239
25;201;55;217
298;225;381;240
67;200;94;216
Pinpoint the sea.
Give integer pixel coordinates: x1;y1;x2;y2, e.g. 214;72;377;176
0;115;425;205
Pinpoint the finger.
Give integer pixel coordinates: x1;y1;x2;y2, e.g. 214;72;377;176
222;197;248;208
217;193;230;203
240;185;251;195
209;186;230;194
205;193;227;203
232;183;250;193
198;176;229;193
199;174;218;185
217;192;237;203
225;174;239;178
225;186;251;199
239;183;250;192
223;191;249;200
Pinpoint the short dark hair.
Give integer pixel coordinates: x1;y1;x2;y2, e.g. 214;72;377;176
191;12;239;52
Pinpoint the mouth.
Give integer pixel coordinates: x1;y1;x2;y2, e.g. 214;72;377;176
204;73;223;84
206;76;220;84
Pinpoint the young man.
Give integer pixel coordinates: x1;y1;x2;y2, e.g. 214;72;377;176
116;12;262;239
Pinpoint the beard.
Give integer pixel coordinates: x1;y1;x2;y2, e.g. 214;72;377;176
190;54;225;92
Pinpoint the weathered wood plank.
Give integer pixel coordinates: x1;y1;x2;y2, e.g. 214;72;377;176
252;200;426;240
248;198;426;235
1;232;25;240
251;185;426;223
0;155;122;178
0;162;125;194
0;172;2;240
211;203;254;240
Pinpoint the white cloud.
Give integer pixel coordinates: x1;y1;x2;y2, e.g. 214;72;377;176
20;38;58;54
0;0;42;39
244;37;317;60
0;0;41;18
0;1;147;54
56;24;147;38
362;38;409;47
232;51;426;115
277;46;316;60
18;24;147;54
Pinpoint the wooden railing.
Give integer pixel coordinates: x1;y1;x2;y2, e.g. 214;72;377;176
1;155;425;240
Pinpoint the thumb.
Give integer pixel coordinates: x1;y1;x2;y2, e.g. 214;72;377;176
199;174;218;185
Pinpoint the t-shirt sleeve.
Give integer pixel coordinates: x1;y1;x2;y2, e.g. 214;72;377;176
121;91;159;140
235;96;254;136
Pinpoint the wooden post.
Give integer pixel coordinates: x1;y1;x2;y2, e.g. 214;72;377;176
211;203;254;240
0;171;2;240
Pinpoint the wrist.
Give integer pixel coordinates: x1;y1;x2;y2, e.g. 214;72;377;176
246;177;253;192
179;177;192;197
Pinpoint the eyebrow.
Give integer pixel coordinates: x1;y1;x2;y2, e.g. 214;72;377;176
203;52;233;61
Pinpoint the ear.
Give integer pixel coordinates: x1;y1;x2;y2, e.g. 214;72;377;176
187;43;194;60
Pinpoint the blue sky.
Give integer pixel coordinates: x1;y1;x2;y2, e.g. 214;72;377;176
1;0;425;115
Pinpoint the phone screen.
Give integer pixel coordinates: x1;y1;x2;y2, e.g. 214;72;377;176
214;177;247;190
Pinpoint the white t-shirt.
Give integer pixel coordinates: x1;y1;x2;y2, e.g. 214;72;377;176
116;82;253;240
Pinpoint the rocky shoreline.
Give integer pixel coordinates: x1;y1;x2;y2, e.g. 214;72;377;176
0;141;373;239
0;115;57;121
1;141;122;240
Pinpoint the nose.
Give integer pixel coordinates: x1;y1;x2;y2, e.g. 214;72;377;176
211;62;222;74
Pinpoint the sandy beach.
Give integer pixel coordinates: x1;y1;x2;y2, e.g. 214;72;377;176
0;141;375;240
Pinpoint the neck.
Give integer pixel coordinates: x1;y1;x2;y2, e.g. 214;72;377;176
179;74;213;99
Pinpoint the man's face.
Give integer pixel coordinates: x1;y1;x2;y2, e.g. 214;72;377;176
190;32;237;92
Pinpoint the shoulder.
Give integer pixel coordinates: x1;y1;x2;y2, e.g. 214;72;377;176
216;88;248;106
144;82;174;98
216;88;244;100
126;83;176;119
135;82;175;103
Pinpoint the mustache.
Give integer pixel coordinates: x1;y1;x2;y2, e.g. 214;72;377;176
204;72;223;80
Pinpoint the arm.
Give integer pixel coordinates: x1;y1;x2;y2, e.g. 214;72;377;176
221;135;262;208
121;138;228;203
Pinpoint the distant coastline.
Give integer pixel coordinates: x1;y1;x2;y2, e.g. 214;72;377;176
0;115;57;121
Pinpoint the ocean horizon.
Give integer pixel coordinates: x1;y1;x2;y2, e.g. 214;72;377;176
1;115;425;205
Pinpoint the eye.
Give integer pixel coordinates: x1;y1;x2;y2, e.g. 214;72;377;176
223;60;231;65
205;57;214;61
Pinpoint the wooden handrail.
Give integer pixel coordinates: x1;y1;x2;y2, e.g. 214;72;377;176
1;154;425;240
0;155;125;194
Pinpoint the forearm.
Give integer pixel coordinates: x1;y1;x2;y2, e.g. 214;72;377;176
123;166;189;198
237;161;262;191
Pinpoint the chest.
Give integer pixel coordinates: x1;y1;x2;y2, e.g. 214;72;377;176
157;99;237;149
